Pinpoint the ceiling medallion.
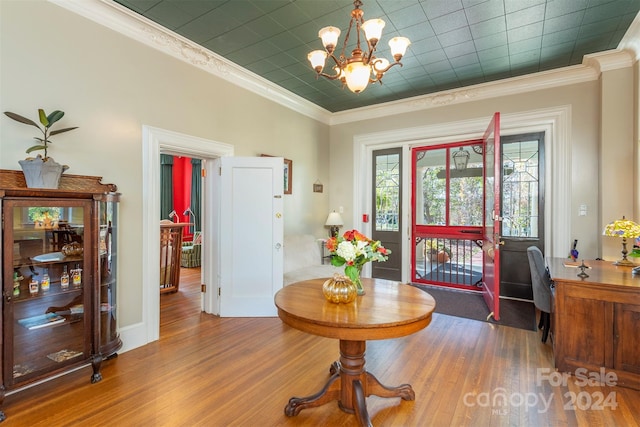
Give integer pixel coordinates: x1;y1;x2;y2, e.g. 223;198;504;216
307;0;410;94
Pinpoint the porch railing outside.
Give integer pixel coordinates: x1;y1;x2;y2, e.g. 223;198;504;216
414;236;483;288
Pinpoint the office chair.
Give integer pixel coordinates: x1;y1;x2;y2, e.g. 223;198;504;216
527;246;553;343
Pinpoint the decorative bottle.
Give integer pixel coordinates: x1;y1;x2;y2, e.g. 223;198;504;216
60;265;70;290
41;268;50;291
29;277;39;296
72;263;82;288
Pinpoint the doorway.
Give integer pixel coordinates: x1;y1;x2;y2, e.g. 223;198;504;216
352;108;570;301
410;131;545;301
371;148;402;281
141;126;233;346
159;154;204;333
411;142;484;291
499;132;545;300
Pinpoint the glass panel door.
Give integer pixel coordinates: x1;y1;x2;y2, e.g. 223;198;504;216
372;148;402;280
499;132;544;300
98;195;122;357
412;143;484;289
4;199;91;386
502;139;540;238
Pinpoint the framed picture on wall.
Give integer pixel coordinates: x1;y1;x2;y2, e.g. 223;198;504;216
261;154;293;195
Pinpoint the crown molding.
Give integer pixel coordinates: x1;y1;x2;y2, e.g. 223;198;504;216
619;11;640;61
329;64;597;125
583;49;634;74
49;0;637;127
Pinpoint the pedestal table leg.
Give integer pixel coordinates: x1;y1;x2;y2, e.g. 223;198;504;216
284;339;415;426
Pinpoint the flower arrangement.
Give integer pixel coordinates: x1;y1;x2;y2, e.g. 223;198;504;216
325;229;391;294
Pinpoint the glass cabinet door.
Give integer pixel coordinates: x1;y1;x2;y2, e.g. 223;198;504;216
3;199;92;386
97;194;121;357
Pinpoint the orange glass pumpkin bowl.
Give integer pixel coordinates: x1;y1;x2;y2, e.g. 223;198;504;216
322;274;357;304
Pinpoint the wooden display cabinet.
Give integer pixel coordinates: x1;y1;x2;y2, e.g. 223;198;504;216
0;170;122;421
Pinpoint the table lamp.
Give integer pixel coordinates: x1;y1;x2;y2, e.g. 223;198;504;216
183;207;196;234
602;216;640;266
325;211;343;238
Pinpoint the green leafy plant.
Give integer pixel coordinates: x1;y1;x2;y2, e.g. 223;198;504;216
28;207;61;224
4;109;78;159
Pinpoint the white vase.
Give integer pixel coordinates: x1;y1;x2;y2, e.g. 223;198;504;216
18;156;68;189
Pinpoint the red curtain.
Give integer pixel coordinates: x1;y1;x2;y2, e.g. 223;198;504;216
172;157;193;241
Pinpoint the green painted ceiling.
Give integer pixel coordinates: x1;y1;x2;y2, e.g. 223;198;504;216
113;0;640;113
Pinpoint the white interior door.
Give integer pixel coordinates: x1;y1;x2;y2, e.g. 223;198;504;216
215;156;284;317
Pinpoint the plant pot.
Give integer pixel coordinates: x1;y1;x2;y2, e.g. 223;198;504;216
18;156;68;189
426;249;450;263
437;250;450;263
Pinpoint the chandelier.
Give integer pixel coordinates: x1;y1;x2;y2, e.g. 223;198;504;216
307;0;410;94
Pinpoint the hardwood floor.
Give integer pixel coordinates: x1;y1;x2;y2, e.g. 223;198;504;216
3;267;640;426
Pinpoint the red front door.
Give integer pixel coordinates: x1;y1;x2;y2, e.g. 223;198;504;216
482;113;501;320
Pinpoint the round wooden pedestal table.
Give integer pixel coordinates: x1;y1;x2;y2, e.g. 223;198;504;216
274;278;435;427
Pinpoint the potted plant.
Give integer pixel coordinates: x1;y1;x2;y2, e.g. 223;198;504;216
4;109;78;188
424;239;451;263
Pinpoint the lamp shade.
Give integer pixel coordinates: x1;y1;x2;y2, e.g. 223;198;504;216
307;50;327;72
319;26;340;51
603;216;640;238
344;61;370;93
362;19;385;44
325;211;343;226
389;36;410;60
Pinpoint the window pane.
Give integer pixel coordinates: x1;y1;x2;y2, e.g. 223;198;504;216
375;153;400;231
415;148;446;225
449;146;483;226
502;140;539;237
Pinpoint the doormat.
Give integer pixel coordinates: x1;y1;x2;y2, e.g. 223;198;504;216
410;283;537;331
417;263;482;286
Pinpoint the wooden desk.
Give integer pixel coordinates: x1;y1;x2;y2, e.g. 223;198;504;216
548;258;640;390
274;278;435;426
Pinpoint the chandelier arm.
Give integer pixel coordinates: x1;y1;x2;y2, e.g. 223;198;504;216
317;72;342;81
372;60;403;75
369;61;404;85
316;53;344;81
327;53;343;68
363;36;378;65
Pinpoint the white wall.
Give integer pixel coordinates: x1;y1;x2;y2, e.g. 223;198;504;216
0;1;331;329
